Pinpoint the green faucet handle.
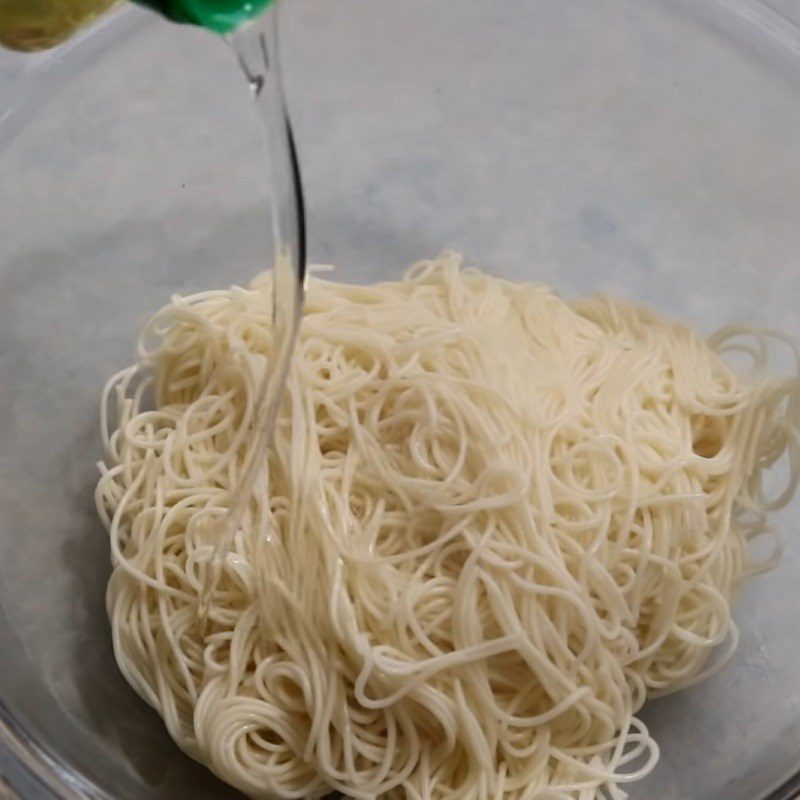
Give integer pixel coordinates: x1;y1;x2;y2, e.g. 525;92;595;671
133;0;275;33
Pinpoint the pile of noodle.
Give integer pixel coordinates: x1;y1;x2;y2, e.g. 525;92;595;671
96;253;799;799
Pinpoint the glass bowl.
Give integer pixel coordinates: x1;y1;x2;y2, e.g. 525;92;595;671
2;0;800;797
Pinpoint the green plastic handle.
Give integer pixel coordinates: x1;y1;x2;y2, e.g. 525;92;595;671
133;0;275;33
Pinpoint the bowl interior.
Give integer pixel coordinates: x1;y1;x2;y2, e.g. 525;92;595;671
2;0;800;797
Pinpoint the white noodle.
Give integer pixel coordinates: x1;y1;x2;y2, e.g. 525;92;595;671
96;252;800;800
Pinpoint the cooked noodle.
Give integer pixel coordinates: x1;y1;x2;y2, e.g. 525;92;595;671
96;252;800;799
